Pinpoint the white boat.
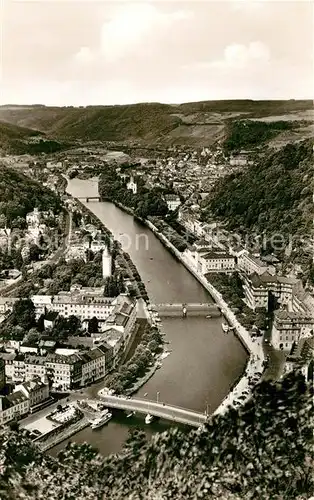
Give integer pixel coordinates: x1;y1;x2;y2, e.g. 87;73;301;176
90;411;112;429
206;315;212;319
126;411;135;418
222;323;229;333
145;414;154;424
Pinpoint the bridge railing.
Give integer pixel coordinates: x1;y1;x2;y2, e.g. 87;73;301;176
99;399;206;426
100;395;206;417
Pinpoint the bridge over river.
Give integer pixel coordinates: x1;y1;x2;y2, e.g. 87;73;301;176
151;302;221;317
98;393;208;427
76;196;101;202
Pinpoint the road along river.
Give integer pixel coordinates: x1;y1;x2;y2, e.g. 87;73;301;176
49;178;248;457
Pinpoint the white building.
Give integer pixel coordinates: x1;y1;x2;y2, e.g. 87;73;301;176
164;194;181;212
243;272;299;311
199;251;235;274
32;286;116;322
45;353;82;391
238;251;275;276
126;176;137;195
0;391;29;425
14;376;49;408
79;347;107;386
26;208;41;227
271;311;314;351
102;246;112;278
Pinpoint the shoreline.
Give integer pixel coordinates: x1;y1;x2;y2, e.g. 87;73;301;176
66;186;264;416
93;196;265;414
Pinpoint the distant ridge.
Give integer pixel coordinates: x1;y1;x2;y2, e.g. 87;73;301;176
0;99;312;148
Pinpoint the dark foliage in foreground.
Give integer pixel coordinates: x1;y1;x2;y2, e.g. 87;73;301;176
0;372;312;499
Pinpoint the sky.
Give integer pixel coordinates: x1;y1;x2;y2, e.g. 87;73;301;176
1;0;313;105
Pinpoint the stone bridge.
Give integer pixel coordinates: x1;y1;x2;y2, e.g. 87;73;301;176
151;302;220;317
98;393;208;427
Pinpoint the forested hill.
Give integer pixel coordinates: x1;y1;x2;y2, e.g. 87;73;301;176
0;121;70;154
203;140;313;236
0;100;312;148
0;166;62;223
0;372;312;499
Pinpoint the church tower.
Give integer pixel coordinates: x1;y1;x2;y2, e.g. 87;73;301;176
102;245;112;278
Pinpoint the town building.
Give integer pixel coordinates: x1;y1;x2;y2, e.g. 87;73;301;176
45;353;83;391
238;251;276;276
14;376;49;408
164;194;181;212
79;346;107;386
200;251;235;274
0;391;29;425
243;272;299;311
126;176;137;194
32;286;117;322
271;310;314;351
0;297;18;315
102;245;112;278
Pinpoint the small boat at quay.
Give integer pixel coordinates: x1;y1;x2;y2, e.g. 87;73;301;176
145;414;154;424
90;410;112;429
222;323;229;333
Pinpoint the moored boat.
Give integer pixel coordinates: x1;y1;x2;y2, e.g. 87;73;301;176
145;414;154;424
222;323;229;333
90;410;112;429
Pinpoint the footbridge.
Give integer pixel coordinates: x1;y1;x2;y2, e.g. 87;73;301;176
76;196;100;202
151;302;220;317
98;393;207;427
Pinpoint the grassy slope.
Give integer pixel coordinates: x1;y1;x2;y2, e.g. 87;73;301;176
0;100;312;147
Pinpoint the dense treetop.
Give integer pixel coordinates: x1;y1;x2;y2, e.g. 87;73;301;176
0;372;312;499
203;140;312;235
0;166;62;224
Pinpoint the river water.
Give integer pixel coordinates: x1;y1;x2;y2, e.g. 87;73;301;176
49;178;248;457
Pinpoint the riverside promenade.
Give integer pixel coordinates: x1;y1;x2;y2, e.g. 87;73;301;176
145;220;265;415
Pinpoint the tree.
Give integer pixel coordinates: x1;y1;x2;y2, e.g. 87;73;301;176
88;316;99;334
11;299;36;329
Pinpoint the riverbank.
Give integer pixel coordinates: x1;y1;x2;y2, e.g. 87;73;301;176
39;416;90;452
135;219;265;414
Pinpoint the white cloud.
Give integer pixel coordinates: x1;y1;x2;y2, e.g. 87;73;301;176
72;4;192;65
188;41;270;71
74;47;95;64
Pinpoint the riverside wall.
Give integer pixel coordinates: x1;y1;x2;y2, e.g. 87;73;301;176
145;220;257;354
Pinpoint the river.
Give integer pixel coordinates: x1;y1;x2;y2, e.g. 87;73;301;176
49;178;248;457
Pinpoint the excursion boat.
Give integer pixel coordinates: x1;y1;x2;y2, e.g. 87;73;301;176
222;323;229;333
145;414;154;424
90;411;112;429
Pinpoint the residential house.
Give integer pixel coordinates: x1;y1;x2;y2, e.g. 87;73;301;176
164;194;181;212
271;310;314;351
243;272;299;311
45;353;83;391
0;391;29;425
79;347;107;386
126;176;137;194
24;355;47;381
238;251;275;276
32;286;117;323
14;376;49;408
200;251;235;274
43;311;59;329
